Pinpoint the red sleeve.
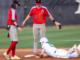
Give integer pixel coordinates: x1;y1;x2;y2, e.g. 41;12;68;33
45;8;50;17
29;8;33;16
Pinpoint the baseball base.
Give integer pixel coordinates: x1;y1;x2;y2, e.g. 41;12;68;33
24;54;34;58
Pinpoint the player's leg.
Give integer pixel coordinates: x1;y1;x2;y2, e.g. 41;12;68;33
69;44;80;58
3;26;19;59
33;24;39;54
10;26;20;59
67;44;79;54
77;44;80;54
12;42;18;57
55;49;68;58
7;41;18;55
55;44;79;58
7;26;18;54
3;26;20;59
12;45;16;57
40;23;46;38
69;52;79;58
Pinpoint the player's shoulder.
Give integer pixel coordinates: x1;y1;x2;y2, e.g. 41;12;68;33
42;6;47;9
31;6;36;9
9;8;15;11
42;43;49;48
43;43;49;46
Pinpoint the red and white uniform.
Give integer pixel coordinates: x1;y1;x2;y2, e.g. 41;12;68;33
7;8;18;41
7;8;18;25
29;6;50;24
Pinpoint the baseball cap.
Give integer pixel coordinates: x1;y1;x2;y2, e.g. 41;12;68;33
13;0;20;6
39;37;49;45
35;0;42;4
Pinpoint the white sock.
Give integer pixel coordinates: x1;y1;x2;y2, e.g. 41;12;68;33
69;52;79;58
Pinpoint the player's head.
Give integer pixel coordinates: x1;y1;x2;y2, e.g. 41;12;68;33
39;37;49;45
11;0;20;9
35;0;42;5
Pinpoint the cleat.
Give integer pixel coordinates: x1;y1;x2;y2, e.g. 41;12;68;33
74;44;79;54
11;55;21;60
78;44;80;54
3;52;10;60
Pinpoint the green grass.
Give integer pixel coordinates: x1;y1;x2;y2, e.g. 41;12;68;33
0;26;80;48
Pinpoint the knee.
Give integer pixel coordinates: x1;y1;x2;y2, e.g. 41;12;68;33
34;38;37;42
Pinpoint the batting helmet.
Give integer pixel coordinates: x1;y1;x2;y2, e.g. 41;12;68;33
39;37;49;45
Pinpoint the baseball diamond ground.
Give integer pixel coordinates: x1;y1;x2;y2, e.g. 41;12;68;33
0;48;80;60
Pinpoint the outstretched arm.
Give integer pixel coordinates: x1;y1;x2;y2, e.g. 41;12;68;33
49;15;62;29
22;15;31;26
35;49;49;58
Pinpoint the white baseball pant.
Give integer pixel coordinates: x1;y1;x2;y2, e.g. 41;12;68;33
33;23;46;53
9;25;18;41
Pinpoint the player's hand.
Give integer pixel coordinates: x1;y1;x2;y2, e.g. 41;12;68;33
18;27;23;33
35;56;40;58
22;21;25;26
55;22;62;30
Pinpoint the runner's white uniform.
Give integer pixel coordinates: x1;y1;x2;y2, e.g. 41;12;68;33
42;43;80;58
42;43;57;57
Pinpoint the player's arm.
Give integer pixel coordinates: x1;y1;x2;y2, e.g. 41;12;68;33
12;20;23;33
49;14;62;29
22;8;33;26
39;49;45;58
45;7;61;29
48;15;56;24
22;15;31;26
35;49;49;58
45;7;56;24
35;49;45;58
11;10;23;33
48;15;59;25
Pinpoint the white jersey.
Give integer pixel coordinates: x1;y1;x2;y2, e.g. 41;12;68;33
42;43;57;57
42;43;79;58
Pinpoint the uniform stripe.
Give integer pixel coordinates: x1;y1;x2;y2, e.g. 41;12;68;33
11;9;16;20
29;6;36;15
31;6;36;10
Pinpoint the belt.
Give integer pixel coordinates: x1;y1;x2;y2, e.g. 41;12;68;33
54;50;57;53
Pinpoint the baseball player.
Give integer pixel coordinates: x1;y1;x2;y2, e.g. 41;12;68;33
35;37;80;58
22;0;61;55
3;0;23;60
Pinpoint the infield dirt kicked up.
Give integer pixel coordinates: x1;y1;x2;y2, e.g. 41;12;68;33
0;48;80;60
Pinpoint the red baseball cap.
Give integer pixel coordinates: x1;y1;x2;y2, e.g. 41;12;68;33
35;0;42;5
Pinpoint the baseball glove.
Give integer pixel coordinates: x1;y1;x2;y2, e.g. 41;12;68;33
55;22;62;29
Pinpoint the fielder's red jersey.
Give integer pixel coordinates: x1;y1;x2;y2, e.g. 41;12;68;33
7;8;18;25
29;6;50;24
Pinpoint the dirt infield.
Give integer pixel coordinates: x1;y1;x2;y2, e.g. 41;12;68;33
0;48;80;60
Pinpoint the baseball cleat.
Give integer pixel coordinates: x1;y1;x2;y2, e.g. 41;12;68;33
34;52;39;56
74;44;79;54
78;44;80;54
11;55;21;60
3;52;10;60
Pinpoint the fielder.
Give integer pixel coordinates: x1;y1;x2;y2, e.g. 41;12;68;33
35;37;80;58
3;0;23;60
22;0;61;55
